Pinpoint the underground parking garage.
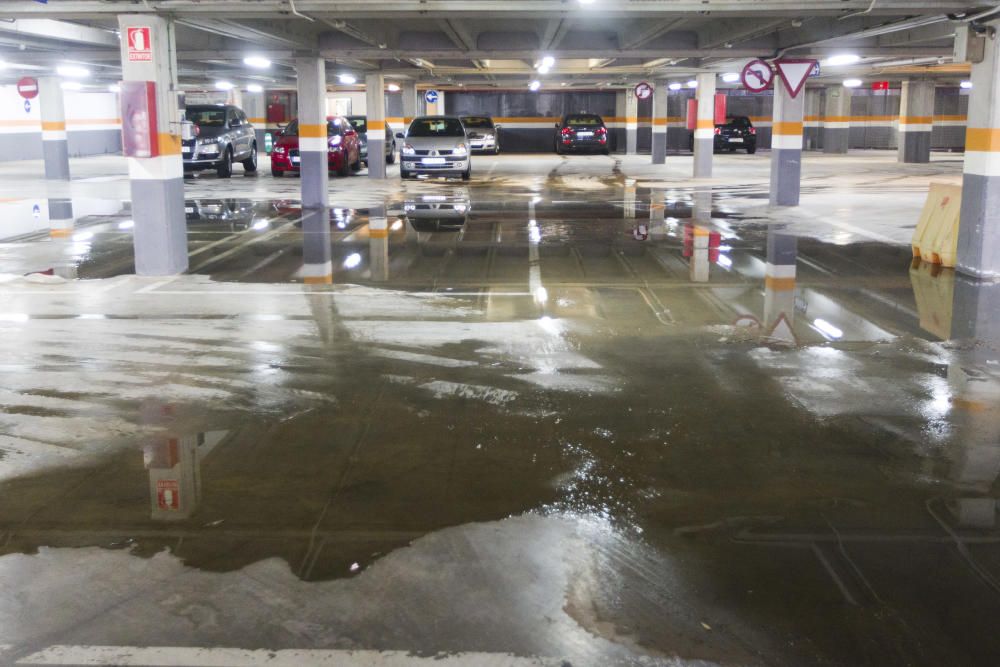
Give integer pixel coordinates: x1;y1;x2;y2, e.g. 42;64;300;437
3;1;1000;665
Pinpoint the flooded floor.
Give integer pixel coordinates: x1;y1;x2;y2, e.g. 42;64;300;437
0;154;998;666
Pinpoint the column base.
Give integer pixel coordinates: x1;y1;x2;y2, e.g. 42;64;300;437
957;172;1000;280
769;148;802;207
131;178;189;275
898;131;932;163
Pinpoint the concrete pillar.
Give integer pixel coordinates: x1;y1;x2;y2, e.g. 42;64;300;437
957;18;1000;279
296;57;329;211
47;198;74;239
651;80;668;164
242;89;266;153
369;203;389;282
770;82;805;207
38;77;70;181
365;73;387;179
118;15;187;275
613;90;627;152
625;88;638;155
898;80;935;163
300;207;332;284
401;81;419;127
823;86;851;154
763;230;798;344
803;88;823;150
693;73;716;178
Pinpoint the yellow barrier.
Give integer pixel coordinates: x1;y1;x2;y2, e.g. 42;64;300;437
912;183;962;267
909;257;954;340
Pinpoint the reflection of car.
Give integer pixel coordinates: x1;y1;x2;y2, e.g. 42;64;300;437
403;196;470;231
346;116;396;166
182;105;258;178
689;116;757;154
270;117;362;177
397;116;471;180
184;198;259;230
459;116;500;154
555;113;609;155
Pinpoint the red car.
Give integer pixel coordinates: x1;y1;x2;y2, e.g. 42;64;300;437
270;116;362;177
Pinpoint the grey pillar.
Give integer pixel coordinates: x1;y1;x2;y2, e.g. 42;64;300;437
118;15;188;275
38;77;70;181
770;81;805;207
613;90;627;152
296;57;329;211
803;88;822;150
651;80;668;164
763;230;798;343
48;198;74;239
625;87;638;155
401;81;418;129
823;86;851;154
242;89;267;152
693;73;716;178
365;73;387;179
898;80;935;163
301;206;332;284
369;203;389;281
957;18;1000;279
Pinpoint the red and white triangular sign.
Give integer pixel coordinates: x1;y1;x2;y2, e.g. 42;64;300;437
774;59;817;99
766;312;798;345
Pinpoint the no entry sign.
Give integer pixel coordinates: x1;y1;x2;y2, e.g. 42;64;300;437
634;81;653;100
741;60;773;93
17;77;39;100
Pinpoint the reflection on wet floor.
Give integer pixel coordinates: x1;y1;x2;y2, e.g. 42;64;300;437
1;179;1000;665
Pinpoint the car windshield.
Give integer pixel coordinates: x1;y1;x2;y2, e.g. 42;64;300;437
566;115;602;126
725;117;752;128
461;116;493;129
186;108;226;127
408;118;465;137
347;117;367;133
282;119;342;136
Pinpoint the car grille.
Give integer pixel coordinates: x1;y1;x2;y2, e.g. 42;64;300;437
414;149;454;156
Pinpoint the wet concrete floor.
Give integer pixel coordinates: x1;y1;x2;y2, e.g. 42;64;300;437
0;160;999;666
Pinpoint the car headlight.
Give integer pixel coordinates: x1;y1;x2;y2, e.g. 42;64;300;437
198;142;220;154
484;134;494;141
329;135;342;148
453;143;468;156
272;145;286;154
402;143;416;156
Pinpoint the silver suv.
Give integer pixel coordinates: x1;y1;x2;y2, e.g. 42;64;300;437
397;116;471;180
182;104;258;178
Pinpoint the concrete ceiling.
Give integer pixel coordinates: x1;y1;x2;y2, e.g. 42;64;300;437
0;1;996;90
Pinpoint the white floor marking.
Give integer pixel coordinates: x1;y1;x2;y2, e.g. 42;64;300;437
16;646;562;666
135;277;177;293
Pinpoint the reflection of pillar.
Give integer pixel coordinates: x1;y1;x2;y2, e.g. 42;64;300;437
47;198;74;239
803;88;822;150
296;57;329;211
898;80;934;163
651;80;668;164
145;434;200;520
38;77;70;181
242;89;267;152
401;81;418;127
692;186;712;222
369;203;389;281
693;73;716;178
366;73;387;179
624;178;636;219
688;225;710;283
770;81;805;206
763;231;798;343
625;87;638;155
301;207;332;284
823;86;850;154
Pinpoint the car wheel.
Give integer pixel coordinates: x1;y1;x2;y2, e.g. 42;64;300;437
216;147;233;178
747;146;757;155
461;166;471;181
271;167;283;177
337;155;351;177
494;144;500;155
351;150;362;172
242;142;258;173
386;149;396;164
400;169;410;180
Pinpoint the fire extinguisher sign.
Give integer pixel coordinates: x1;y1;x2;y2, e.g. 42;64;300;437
127;27;153;62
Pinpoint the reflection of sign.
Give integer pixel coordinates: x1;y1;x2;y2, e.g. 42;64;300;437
32;204;40;218
632;224;648;240
120;80;159;158
741;59;773;93
126;26;152;62
424;89;439;104
734;314;761;329
24;100;31;114
774;59;818;98
766;312;798;345
156;479;180;510
634;82;653;100
16;77;39;100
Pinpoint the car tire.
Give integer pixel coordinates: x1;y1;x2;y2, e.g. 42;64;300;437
271;167;283;177
400;169;410;180
242;142;258;173
386;149;396;164
461;166;471;181
337;155;351;177
351;151;362;172
216;147;233;178
747;145;757;154
494;145;500;155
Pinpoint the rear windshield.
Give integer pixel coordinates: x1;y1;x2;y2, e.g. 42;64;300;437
347;117;367;133
565;115;603;126
187;108;226;127
461;116;493;128
408;118;465;137
282;119;343;136
725;116;752;128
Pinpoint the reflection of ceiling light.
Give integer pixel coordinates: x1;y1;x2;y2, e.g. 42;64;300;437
251;219;269;231
57;64;89;78
246;83;263;93
338;73;357;84
117;220;134;230
72;231;93;242
668;82;682;91
243;56;271;69
541;56;555;68
716;254;733;268
215;80;234;90
107;83;120;93
842;78;862;88
387;83;400;92
538;64;551;74
390;219;403;230
529;80;541;91
343;252;362;268
813;318;844;339
960;80;973;89
825;54;860;66
721;72;740;83
579;0;596;4
686;80;698;88
61;81;83;91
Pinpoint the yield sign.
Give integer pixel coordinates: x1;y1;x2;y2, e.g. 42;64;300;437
774;58;818;99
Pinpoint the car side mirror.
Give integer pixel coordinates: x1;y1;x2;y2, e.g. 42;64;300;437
554;123;560;129
229;119;241;128
395;132;405;139
494;124;502;130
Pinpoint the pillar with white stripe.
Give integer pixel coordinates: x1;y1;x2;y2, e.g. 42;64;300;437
692;73;716;178
369;204;389;282
651;79;668;164
118;15;187;275
366;73;388;179
296;57;329;211
823;86;851;154
763;230;798;344
898;80;934;163
38;77;70;181
803;88;822;150
957;18;1000;279
242;88;266;155
625;87;639;155
770;81;805;206
48;198;74;239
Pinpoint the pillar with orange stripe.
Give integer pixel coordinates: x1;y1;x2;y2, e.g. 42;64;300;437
366;73;388;179
693;73;716;178
823;85;851;154
763;230;798;343
401;81;418;129
118;15;188;275
957;18;1000;279
651;79;668;165
38;77;70;181
369;203;389;281
625;87;639;155
296;57;330;213
898;80;934;163
770;81;805;206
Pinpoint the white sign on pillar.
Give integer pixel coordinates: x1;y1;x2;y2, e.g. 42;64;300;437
774;59;818;99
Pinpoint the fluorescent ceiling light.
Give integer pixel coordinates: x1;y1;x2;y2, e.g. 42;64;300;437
107;83;120;93
686;80;698;88
842;78;862;88
338;73;357;84
960;80;973;89
529;80;541;91
246;83;263;93
243;56;271;69
541;55;555;68
343;253;362;268
668;82;682;91
387;83;400;92
825;54;861;66
57;64;89;78
215;80;234;90
721;72;740;83
61;81;83;91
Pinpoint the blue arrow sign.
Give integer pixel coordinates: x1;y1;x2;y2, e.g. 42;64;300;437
32;204;40;218
24;99;31;113
424;89;439;104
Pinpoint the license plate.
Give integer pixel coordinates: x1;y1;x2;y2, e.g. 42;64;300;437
184;206;194;214
291;156;300;164
728;138;744;143
423;157;446;165
577;131;593;138
182;147;191;154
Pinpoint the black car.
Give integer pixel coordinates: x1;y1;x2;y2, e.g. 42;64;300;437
346;115;396;166
554;113;609;155
459;116;501;154
182;104;258;178
689;115;757;154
